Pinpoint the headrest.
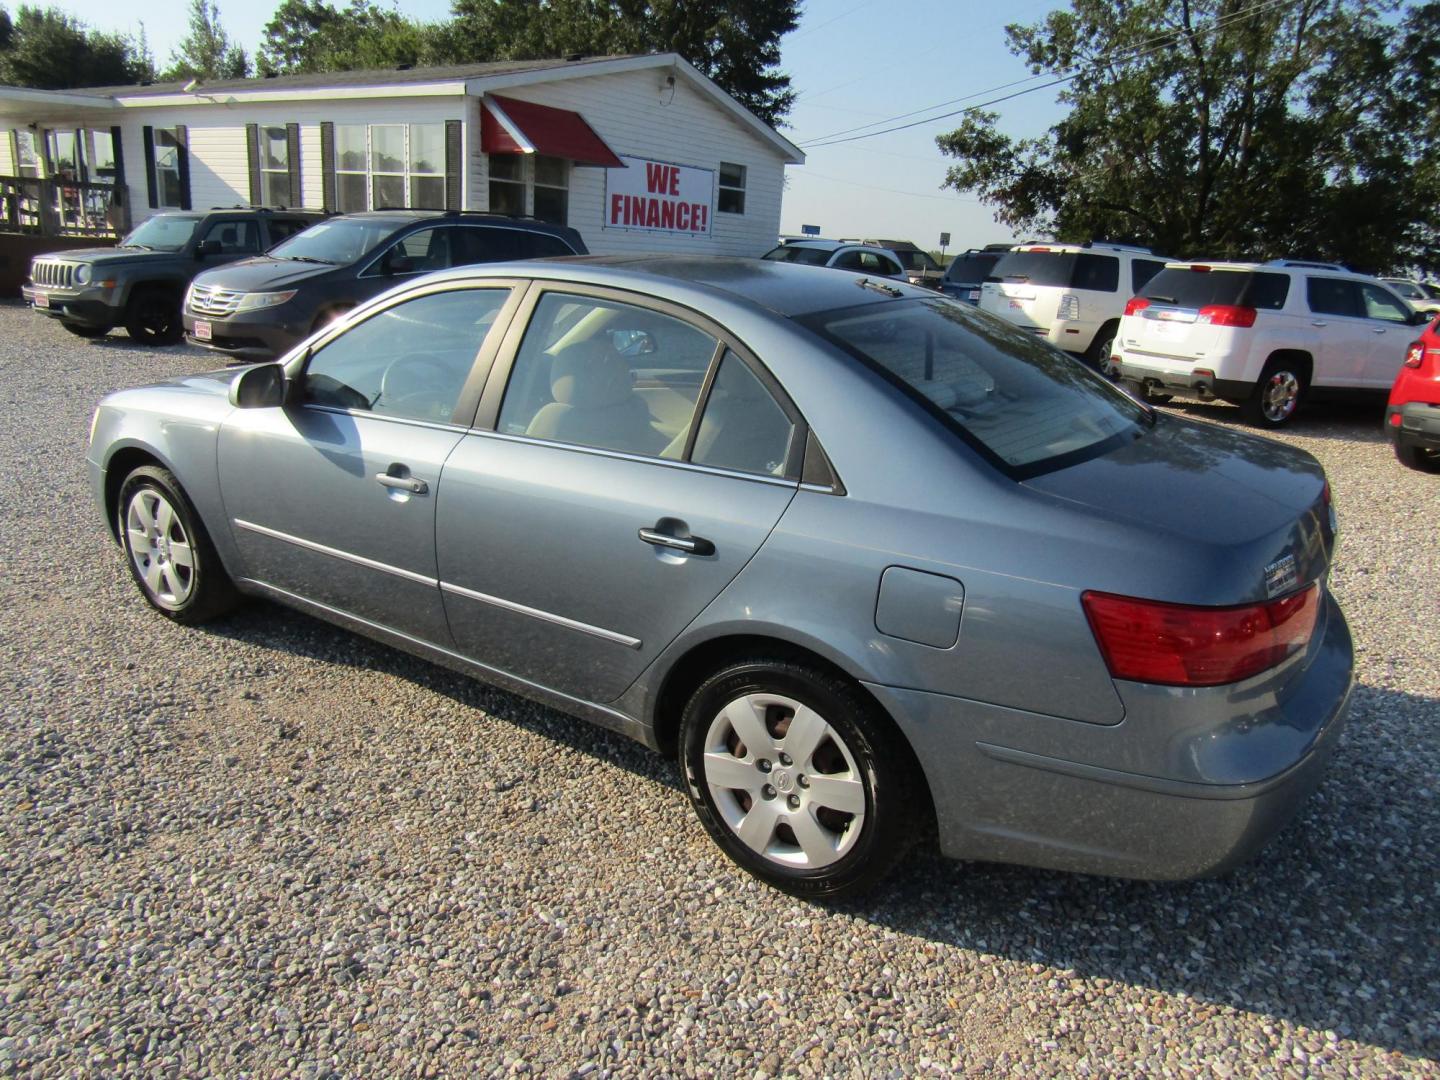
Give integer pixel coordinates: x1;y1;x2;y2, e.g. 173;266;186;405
549;340;633;407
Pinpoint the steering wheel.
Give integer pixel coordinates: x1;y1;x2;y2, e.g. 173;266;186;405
377;355;458;413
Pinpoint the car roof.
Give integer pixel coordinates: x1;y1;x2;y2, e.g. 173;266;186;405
421;254;932;318
1159;260;1369;278
325;210;578;236
1012;243;1158;256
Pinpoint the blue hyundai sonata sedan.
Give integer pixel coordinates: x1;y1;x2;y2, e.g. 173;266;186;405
89;256;1353;898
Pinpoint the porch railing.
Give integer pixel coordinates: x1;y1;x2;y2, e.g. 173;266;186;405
0;175;129;238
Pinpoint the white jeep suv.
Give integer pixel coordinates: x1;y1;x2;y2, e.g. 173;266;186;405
1113;260;1429;427
978;242;1171;367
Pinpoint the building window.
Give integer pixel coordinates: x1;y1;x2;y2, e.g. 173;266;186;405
336;123;445;212
13;130;40;177
153;129;184;208
260;126;292;207
533;155;568;225
488;154;525;215
718;162;746;215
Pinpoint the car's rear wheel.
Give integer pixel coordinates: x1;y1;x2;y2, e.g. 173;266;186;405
1086;322;1119;374
679;658;920;899
124;289;183;345
1242;358;1308;428
1395;440;1440;472
63;322;110;339
118;465;239;624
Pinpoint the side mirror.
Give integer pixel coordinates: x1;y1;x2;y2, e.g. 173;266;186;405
229;363;287;408
1411;308;1433;326
609;329;657;356
196;239;223;258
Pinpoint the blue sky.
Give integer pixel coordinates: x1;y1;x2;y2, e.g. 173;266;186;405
53;0;1068;250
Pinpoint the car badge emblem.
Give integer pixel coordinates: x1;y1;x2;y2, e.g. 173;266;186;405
1263;553;1299;598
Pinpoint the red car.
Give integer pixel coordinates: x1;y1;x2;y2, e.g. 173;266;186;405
1388;317;1440;471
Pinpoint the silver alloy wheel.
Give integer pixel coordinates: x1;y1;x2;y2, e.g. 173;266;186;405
702;692;867;869
1261;370;1301;422
124;488;196;609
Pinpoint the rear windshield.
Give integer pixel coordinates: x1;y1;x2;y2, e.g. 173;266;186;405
892;249;938;272
944;252;1002;283
801;297;1148;477
763;245;832;266
269;219;401;265
1140;268;1290;309
988;251;1119;292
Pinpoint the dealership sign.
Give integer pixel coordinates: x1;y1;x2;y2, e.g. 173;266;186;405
605;156;714;236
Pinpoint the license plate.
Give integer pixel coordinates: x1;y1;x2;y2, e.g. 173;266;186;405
1009;299;1024;309
33;293;48;309
967;289;979;301
193;320;212;341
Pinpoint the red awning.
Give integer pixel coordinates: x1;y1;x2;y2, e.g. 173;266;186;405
481;94;623;168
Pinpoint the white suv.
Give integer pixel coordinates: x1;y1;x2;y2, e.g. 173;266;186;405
978;242;1171;367
1113;260;1430;427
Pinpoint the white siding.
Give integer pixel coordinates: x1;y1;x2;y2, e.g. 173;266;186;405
475;70;787;257
0;133;14;175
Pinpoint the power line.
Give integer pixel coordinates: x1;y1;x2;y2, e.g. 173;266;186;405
798;0;1297;148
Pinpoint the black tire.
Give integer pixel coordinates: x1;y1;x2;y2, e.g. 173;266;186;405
679;657;922;900
124;288;184;345
1242;357;1309;428
62;322;110;339
117;465;240;624
1086;322;1119;375
1395;440;1440;472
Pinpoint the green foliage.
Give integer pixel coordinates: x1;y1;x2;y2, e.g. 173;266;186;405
0;4;150;88
257;0;448;76
444;0;800;127
164;0;249;80
937;0;1440;273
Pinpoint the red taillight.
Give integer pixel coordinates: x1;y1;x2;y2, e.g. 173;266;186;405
1124;296;1150;316
1404;341;1424;368
1198;304;1257;328
1082;585;1319;687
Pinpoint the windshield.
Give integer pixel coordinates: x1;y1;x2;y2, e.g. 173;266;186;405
763;245;832;266
120;215;200;252
269;219;399;265
802;297;1148;476
944;253;1002;283
1140;267;1290;309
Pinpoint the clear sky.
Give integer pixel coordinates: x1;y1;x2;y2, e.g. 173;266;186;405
47;0;1068;252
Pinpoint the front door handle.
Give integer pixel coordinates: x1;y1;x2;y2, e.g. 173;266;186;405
639;526;715;557
1310;320;1328;327
1371;327;1388;334
375;464;428;494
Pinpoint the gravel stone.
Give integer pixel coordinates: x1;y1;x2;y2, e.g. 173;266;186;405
0;301;1436;1076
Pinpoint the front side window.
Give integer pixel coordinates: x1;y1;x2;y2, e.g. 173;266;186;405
804;297;1148;476
335;124;446;212
379;226;453;275
153;129;183;208
1361;283;1412;323
303;288;510;423
198;219;259;255
260;127;292;207
689;351;795;476
1307;277;1362;318
498;292;718;458
718;161;746;214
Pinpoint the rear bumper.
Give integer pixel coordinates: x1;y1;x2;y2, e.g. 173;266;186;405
868;591;1354;880
1115;350;1252;401
1386;401;1440;451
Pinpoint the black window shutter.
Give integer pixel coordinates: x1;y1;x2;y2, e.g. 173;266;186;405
286;123;301;209
319;121;335;213
142;126;158;209
245;123;261;204
109;125;126;191
175;124;191;210
444;119;461;211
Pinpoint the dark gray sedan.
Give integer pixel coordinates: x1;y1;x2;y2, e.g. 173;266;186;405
89;257;1353;898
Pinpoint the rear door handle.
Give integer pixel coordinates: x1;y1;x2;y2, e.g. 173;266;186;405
1310;320;1328;327
1371;327;1388;334
639;527;715;556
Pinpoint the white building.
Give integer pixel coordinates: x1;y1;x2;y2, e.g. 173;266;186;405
0;53;803;257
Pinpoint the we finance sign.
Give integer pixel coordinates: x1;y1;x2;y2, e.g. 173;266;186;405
605;156;714;236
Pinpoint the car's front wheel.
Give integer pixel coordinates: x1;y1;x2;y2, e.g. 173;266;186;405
679;658;921;899
117;465;239;624
124;288;184;345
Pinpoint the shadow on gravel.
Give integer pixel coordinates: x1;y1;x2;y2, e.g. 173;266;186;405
199;604;1438;1062
1165;397;1391;445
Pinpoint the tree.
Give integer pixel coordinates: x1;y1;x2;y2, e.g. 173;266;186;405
0;5;149;88
257;0;445;75
445;0;800;127
936;0;1440;273
164;0;249;81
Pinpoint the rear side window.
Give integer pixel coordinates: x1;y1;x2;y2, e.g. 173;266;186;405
804;298;1147;476
1142;268;1290;309
689;351;796;477
1071;254;1119;292
1131;259;1166;293
1307;277;1363;318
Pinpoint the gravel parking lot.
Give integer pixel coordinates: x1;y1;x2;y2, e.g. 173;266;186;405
0;298;1436;1078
